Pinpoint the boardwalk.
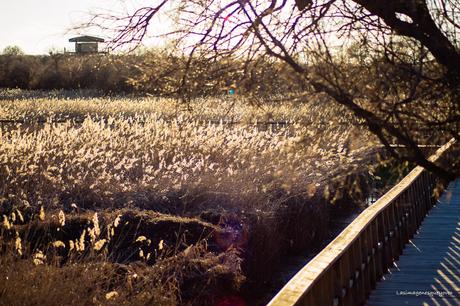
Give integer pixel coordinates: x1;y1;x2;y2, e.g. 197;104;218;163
366;178;460;306
267;140;456;306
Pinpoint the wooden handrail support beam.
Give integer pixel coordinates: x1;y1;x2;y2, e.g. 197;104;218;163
268;139;456;306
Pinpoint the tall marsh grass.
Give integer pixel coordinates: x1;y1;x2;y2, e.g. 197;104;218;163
0;91;380;305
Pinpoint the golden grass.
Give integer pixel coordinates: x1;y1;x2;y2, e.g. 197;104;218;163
0;114;375;214
0;242;243;305
0;90;380;305
0;88;356;124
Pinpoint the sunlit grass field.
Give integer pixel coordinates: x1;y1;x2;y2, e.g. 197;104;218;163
0;89;380;305
0;88;357;124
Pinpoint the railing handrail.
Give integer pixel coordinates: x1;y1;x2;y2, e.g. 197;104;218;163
268;138;455;306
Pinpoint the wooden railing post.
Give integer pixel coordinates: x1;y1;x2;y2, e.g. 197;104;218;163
316;273;334;306
342;249;354;305
355;237;367;305
421;175;428;216
393;197;405;257
407;187;417;238
369;221;379;289
388;205;398;262
422;172;431;212
360;227;373;299
376;213;385;279
399;192;409;246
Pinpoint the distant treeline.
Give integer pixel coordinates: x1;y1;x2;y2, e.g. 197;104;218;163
0;51;306;97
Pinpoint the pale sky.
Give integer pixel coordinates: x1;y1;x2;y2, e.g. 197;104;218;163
0;0;168;54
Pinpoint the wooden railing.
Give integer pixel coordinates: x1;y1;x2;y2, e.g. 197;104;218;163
268;139;456;306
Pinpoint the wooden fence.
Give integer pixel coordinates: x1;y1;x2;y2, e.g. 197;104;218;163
268;139;456;306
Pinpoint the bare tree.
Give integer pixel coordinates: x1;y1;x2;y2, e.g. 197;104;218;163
86;0;460;180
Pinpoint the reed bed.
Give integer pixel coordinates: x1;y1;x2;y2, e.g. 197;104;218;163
0;90;380;305
0;88;355;124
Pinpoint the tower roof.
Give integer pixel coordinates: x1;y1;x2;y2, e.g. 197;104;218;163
69;35;105;43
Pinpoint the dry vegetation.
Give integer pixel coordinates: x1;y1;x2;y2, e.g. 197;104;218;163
0;90;381;305
0;88;352;123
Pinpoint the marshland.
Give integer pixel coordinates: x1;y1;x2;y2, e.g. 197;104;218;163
0;87;398;305
1;0;460;305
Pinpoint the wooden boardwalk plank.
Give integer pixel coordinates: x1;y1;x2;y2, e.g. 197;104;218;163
366;178;460;306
